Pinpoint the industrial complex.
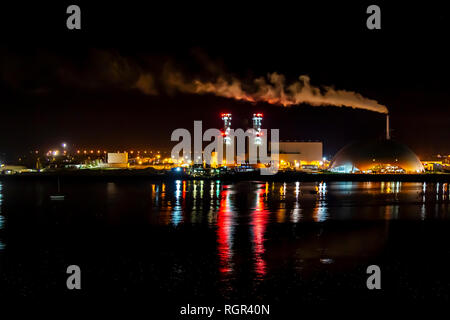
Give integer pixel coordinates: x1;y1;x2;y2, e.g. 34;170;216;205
1;113;449;176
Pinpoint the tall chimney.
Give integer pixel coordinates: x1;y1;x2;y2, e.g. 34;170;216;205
386;114;390;140
252;113;263;145
221;113;232;145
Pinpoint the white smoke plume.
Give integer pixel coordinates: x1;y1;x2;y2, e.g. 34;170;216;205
164;71;388;114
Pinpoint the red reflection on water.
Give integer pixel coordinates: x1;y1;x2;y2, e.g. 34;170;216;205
217;187;233;274
251;187;268;279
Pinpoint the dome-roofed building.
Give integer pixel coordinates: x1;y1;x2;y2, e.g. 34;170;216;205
329;139;424;173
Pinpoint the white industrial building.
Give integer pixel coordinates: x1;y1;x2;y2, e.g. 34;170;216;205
278;141;323;169
105;152;129;168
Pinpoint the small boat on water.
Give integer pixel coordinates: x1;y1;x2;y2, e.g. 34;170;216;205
50;177;65;201
50;194;65;201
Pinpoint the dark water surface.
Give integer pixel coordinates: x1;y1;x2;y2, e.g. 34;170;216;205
0;180;450;311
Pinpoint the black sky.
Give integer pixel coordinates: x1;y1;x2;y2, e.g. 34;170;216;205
1;1;449;159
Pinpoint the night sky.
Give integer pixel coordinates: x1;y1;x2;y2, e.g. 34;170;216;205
1;2;449;160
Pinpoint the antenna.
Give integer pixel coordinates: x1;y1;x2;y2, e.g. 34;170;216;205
386;114;390;140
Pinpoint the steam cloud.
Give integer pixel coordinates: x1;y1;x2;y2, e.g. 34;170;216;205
1;48;386;114
164;71;388;114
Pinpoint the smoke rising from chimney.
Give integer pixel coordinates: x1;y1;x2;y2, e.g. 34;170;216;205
164;71;388;114
1;48;387;114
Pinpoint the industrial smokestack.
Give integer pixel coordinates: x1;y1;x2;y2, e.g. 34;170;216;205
386;114;390;140
252;113;263;145
252;113;263;131
221;113;232;145
221;113;232;131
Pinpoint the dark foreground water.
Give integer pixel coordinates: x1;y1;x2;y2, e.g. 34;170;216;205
0;180;450;313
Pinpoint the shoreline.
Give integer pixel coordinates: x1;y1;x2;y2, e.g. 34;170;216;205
0;170;449;182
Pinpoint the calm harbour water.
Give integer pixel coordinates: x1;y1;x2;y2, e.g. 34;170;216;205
0;180;450;310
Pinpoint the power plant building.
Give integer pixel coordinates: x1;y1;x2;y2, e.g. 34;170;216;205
329;139;424;173
278;141;323;168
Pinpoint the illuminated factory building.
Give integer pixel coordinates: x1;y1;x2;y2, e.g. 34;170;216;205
218;113;324;170
278;141;324;170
